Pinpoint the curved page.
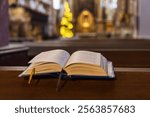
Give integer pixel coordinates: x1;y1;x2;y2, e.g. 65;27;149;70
65;51;101;68
29;49;70;67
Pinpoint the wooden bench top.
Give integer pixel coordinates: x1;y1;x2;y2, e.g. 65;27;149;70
0;66;150;100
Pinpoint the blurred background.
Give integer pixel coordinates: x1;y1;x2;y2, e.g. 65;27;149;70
8;0;138;41
1;0;150;68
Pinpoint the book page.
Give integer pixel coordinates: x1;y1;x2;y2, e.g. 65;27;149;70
100;55;108;73
29;49;70;67
65;51;101;67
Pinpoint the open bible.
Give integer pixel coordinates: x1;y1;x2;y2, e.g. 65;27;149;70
19;50;115;78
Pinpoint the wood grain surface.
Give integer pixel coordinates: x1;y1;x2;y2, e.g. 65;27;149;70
0;67;150;100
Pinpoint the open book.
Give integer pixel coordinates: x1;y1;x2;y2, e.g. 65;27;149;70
19;50;115;78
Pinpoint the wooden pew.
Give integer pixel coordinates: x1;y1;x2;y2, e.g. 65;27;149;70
0;66;150;100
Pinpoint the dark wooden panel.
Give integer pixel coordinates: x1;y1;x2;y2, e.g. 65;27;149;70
101;51;150;68
23;39;150;67
0;67;150;100
0;44;29;66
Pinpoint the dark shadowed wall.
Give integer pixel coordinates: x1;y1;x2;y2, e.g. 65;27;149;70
0;0;9;47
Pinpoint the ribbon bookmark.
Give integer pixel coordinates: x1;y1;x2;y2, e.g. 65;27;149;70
28;68;35;85
56;71;63;92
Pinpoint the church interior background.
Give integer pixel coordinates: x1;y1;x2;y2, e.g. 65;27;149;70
8;0;138;41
